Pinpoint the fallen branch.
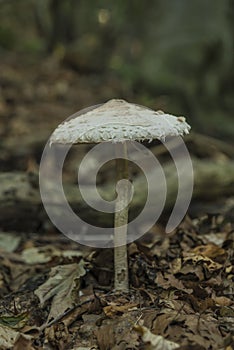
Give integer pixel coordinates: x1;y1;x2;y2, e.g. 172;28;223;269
0;157;233;231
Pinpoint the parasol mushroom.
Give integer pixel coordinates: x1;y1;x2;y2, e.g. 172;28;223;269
50;99;191;292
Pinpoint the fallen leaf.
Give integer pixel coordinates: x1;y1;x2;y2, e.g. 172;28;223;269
203;232;227;246
137;225;170;258
0;232;21;252
170;258;182;274
34;261;86;321
134;325;179;349
75;348;96;350
95;314;139;350
219;306;234;317
183;313;224;348
191;244;227;263
103;303;138;317
45;322;69;349
22;246;83;264
182;253;223;277
0;325;19;349
152;312;178;336
0;313;29;330
213;296;233;306
0;325;32;350
196;297;215;313
156;272;193;294
95;324;115;350
22;246;58;264
13;334;34;350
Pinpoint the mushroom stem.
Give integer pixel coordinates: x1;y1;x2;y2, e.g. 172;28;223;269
114;142;129;292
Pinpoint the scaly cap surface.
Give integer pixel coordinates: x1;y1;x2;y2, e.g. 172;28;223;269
50;99;191;144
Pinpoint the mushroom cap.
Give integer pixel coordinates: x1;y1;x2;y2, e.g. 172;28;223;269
50;99;191;144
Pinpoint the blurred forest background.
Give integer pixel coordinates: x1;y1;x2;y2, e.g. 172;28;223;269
0;0;233;141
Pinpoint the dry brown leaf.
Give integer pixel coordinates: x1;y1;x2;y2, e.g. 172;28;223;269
197;297;216;312
137;225;170;258
219;306;234;317
182;253;223;273
34;261;86;321
45;322;69;349
0;325;19;349
203;232;227;246
152;313;177;335
156;272;193;294
95;324;115;350
0;232;21;252
0;325;33;350
184;313;224;348
176;263;204;281
13;334;34;350
75;348;96;350
103;303;138;317
95;314;139;350
170;258;182;274
134;325;179;350
213;296;233;306
191;244;227;263
21;246;83;264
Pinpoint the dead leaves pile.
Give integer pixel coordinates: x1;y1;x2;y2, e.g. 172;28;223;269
0;213;233;349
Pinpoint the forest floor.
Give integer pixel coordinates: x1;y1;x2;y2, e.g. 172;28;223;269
0;53;233;350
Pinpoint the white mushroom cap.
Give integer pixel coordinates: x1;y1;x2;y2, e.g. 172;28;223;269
50;99;191;144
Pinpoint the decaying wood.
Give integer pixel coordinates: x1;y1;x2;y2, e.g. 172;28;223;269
0;157;233;231
187;132;234;158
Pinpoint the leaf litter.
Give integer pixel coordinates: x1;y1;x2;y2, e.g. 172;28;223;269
0;212;233;349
